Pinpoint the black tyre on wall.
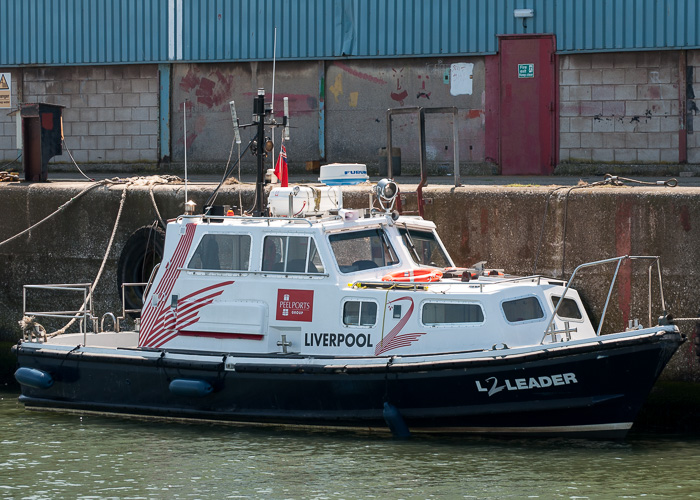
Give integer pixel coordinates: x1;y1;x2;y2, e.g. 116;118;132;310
117;224;165;317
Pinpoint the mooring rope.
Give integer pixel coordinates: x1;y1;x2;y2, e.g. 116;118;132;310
0;180;107;249
61;139;95;181
532;174;678;277
0;152;22;171
149;185;166;229
3;175;183;337
48;181;130;337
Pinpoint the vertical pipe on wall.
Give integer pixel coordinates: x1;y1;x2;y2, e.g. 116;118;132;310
678;50;687;164
318;60;325;161
158;63;171;164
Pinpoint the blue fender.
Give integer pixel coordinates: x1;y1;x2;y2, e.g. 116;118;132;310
383;402;411;438
15;367;54;389
169;378;213;397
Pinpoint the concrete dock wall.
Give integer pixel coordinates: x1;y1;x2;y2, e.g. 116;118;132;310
1;180;698;382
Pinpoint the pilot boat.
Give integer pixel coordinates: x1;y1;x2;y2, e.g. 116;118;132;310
13;91;683;439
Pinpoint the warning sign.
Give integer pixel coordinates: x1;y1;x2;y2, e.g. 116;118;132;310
0;73;10;109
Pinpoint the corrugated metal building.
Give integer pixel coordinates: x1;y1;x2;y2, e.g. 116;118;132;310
1;0;699;173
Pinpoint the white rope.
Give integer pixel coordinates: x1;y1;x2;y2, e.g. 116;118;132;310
149;185;165;228
49;181;129;337
0;180;106;248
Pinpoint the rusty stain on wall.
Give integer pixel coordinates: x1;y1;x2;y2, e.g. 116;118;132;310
615;202;632;329
680;205;692;232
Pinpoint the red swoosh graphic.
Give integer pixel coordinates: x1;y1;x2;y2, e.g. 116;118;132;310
375;296;426;355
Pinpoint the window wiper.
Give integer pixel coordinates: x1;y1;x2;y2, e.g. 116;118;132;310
402;224;421;264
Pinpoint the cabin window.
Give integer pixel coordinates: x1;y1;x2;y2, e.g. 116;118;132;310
502;296;545;323
399;227;451;268
329;228;398;273
343;300;378;326
188;234;251;271
551;296;583;320
422;302;484;325
262;235;324;274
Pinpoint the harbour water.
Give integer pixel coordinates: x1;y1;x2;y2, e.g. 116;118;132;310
2;389;700;499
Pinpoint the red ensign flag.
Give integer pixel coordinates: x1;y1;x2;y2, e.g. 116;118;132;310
274;139;288;187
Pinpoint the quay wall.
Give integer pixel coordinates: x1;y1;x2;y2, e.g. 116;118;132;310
1;181;699;383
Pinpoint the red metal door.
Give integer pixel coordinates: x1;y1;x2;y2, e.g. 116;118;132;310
499;35;556;175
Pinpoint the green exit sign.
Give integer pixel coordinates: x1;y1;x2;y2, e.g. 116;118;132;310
518;63;534;78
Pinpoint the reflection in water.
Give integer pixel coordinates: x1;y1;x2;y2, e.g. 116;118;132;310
1;390;700;499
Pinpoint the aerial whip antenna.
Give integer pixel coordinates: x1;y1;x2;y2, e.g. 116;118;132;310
183;100;188;205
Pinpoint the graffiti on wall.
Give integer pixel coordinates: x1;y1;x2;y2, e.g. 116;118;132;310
179;68;235;109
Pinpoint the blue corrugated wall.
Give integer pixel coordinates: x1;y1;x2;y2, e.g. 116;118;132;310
1;0;699;66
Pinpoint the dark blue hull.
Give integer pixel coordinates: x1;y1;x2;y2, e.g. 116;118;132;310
14;330;683;438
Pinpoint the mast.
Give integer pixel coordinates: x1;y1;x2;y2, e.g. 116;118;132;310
253;88;267;217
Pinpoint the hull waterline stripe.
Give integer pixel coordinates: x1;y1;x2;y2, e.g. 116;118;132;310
20;404;633;436
410;422;634;434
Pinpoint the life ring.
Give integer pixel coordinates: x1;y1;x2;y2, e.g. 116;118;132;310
382;268;443;283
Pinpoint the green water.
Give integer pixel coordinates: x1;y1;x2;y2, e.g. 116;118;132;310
2;390;700;499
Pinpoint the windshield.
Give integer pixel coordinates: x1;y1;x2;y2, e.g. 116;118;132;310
398;227;452;268
329;228;399;273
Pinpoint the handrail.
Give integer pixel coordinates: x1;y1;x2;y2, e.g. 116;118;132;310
141;263;161;304
23;283;93;335
541;255;664;344
178;214;315;226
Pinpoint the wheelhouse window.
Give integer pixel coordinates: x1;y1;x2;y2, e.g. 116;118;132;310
502;296;545;323
329;228;398;273
262;235;324;274
399;227;452;268
551;296;583;320
188;234;251;271
422;302;484;325
343;300;378;326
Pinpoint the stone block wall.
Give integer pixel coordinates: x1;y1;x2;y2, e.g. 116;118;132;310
559;51;682;164
689;51;700;164
0;69;21;162
0;65;159;165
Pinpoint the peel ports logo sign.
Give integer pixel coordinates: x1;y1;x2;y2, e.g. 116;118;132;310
276;289;314;322
476;373;578;396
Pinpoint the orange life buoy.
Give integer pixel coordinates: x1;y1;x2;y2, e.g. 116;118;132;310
381;268;443;283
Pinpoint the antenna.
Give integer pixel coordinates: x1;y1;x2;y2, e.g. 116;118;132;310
271;27;278;170
283;97;290;140
229;101;241;144
183;100;188;204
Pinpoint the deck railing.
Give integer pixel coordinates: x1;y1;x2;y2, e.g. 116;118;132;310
541;255;666;344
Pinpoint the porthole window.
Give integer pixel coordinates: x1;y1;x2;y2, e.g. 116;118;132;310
343;300;378;327
551;296;583;320
422;302;484;325
502;296;545;323
262;235;324;274
188;234;251;271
